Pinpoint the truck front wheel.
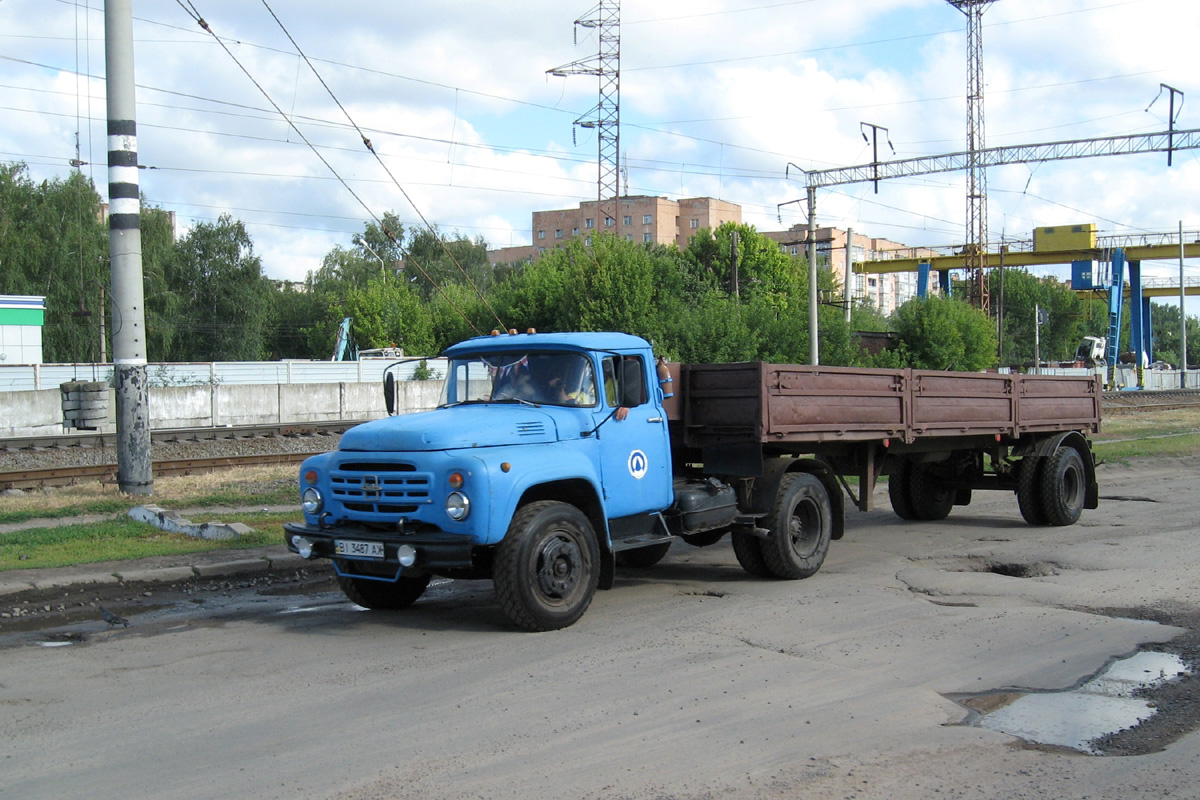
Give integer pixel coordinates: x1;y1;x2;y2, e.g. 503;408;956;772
336;571;431;610
760;473;832;579
495;501;600;631
1039;446;1086;526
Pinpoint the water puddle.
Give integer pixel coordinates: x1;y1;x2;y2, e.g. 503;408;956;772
961;651;1190;754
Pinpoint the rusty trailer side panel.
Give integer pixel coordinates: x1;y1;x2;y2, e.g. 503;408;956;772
678;362;1100;449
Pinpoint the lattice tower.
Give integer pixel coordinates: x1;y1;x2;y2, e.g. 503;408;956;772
548;1;621;226
947;0;998;314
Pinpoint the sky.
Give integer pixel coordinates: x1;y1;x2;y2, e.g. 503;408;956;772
2;0;1199;317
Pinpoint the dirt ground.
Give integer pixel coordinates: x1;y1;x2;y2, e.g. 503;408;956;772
2;456;1200;800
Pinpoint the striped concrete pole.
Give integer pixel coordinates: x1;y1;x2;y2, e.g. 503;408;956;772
105;0;153;495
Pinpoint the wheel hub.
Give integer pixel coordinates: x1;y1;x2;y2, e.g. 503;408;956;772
536;535;581;598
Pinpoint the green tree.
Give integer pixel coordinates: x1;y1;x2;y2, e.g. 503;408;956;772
165;214;274;361
0;164;109;361
989;268;1098;366
892;295;998;371
342;276;435;356
404;226;492;302
1149;302;1200;368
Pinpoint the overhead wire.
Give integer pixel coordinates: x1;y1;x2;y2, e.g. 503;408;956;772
257;0;505;331
172;0;488;335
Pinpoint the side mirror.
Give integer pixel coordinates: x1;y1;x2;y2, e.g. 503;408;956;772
384;372;396;416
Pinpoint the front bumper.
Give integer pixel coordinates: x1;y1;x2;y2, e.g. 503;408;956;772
283;521;477;572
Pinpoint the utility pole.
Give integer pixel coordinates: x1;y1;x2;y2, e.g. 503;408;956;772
807;186;818;365
1181;220;1189;386
843;227;854;324
1149;84;1184;166
730;230;739;299
859;123;894;194
105;0;153;495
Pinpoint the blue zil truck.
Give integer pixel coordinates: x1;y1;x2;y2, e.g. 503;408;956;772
285;330;1101;630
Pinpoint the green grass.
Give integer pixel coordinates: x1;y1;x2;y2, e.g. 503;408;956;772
2;411;1198;572
1091;432;1200;463
0;512;291;571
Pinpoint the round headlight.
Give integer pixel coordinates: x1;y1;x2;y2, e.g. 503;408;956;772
446;491;470;521
302;487;323;514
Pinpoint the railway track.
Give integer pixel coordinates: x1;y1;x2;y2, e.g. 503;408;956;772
0;452;322;491
1101;388;1200;411
0;422;353;491
0;421;356;453
1;392;1197;490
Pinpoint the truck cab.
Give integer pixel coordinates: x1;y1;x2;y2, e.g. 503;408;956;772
284;330;674;630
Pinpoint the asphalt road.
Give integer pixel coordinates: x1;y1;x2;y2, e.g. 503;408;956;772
2;456;1199;800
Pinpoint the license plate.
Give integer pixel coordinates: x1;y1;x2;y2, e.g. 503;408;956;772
335;539;385;559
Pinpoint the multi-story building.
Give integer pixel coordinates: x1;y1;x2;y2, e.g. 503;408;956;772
762;225;940;317
530;196;742;255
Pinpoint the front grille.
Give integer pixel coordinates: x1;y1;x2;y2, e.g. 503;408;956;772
330;461;433;515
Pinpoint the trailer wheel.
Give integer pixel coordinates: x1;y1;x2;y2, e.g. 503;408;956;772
616;542;672;567
494;501;600;631
910;464;954;521
336;571;431;610
760;473;832;579
731;531;772;578
888;462;919;521
1016;456;1048;525
1039;446;1086;526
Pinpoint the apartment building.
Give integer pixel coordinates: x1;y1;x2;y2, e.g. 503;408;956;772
530;196;742;255
762;224;940;317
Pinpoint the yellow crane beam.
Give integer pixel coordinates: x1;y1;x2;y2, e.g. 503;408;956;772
855;242;1200;274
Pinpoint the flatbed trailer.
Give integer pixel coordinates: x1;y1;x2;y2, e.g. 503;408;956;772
667;361;1100;526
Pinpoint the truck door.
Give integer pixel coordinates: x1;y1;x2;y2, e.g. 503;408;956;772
595;354;672;517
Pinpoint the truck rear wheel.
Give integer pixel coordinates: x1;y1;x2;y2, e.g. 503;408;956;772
336;571;431;610
494;501;600;631
760;473;832;579
1017;456;1047;525
1039;446;1086;526
909;464;954;521
731;531;772;577
888;462;919;521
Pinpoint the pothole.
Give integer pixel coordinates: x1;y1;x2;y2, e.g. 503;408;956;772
954;650;1191;755
981;560;1060;578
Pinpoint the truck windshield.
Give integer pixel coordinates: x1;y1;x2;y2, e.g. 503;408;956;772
439;352;598;409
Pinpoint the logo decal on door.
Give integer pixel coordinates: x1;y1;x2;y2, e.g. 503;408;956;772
627;449;648;480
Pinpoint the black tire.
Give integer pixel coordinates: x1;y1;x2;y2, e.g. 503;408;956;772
759;473;832;580
888;462;919;521
1040;446;1086;526
336;571;431;610
616;542;672;567
910;463;954;521
1017;456;1047;525
681;528;728;548
731;531;772;578
494;501;600;631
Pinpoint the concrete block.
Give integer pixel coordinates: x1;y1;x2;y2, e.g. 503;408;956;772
0;574;37;596
114;565;197;583
192;558;270;578
28;569;121;590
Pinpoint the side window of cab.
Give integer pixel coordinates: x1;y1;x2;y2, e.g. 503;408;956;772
602;355;646;409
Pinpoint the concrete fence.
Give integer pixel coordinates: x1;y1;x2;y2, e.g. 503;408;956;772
0;379;443;439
